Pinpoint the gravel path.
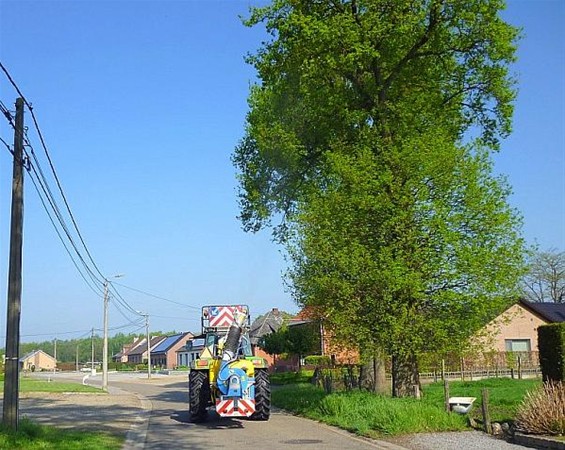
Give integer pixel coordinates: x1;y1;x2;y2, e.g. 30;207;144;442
388;431;526;450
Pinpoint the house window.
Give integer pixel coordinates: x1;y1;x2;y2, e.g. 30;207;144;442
505;339;531;352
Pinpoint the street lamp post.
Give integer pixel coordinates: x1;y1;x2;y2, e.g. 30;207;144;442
102;274;124;391
144;313;151;380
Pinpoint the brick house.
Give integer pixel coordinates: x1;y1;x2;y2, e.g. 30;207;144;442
477;299;565;353
127;336;166;365
20;350;56;371
249;308;285;367
150;332;193;369
112;337;144;363
176;334;205;367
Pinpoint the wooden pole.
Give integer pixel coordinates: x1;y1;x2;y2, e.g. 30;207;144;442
3;98;25;430
518;356;522;380
441;359;446;381
481;388;492;434
444;379;450;413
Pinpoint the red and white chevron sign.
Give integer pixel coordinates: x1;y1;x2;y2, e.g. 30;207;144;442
216;398;255;417
208;306;246;327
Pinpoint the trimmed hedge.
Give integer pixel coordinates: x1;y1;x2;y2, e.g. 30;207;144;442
538;323;565;382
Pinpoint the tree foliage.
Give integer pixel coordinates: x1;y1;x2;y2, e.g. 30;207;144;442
235;0;525;396
260;323;321;362
15;331;172;365
522;249;565;303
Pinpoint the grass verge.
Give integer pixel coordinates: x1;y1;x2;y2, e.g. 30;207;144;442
0;418;123;450
18;379;101;393
0;377;117;448
272;377;541;438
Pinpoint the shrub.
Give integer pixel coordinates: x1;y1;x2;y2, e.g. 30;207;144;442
304;355;331;366
515;380;565;435
538;323;565;382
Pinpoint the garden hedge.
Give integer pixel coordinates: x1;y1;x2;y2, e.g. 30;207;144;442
538;323;565;382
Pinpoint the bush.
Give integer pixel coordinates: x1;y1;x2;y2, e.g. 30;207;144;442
515;380;565;435
304;355;331;366
538;323;565;382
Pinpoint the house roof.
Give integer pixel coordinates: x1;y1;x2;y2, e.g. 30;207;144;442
128;336;167;356
113;337;144;359
249;308;285;344
151;332;191;354
20;349;54;362
521;300;565;323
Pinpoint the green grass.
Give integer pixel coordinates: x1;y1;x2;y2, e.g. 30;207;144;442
0;418;123;449
423;377;541;423
18;378;102;394
272;377;542;438
0;378;116;448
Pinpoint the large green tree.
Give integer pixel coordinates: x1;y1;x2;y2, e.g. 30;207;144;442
234;0;525;396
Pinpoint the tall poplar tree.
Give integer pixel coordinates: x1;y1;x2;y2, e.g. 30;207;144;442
234;0;525;396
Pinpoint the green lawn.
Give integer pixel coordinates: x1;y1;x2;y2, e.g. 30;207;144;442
18;379;101;394
272;377;542;438
424;377;541;423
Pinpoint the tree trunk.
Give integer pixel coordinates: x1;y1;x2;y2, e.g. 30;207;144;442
392;352;420;398
359;352;388;394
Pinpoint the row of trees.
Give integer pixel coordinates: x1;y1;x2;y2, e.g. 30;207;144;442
10;331;175;366
234;0;526;397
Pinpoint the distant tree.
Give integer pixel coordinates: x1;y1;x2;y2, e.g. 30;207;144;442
259;322;321;369
522;249;565;303
286;323;321;369
259;327;288;358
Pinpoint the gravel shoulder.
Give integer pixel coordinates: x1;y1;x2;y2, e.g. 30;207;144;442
16;391;144;438
385;430;528;450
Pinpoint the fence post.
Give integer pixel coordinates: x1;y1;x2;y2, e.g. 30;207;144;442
441;359;445;381
444;379;450;413
481;388;492;434
518;356;522;380
413;384;421;399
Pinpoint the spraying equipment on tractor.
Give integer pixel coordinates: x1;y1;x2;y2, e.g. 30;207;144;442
188;305;271;421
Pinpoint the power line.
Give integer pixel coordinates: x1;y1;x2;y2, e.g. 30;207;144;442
108;284;144;316
112;282;200;310
26;160;104;297
0;135;13;155
0;61;106;282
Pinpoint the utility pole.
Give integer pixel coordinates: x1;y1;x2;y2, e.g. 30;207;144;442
102;280;109;391
53;338;57;373
145;314;151;379
76;344;79;372
3;98;25;430
91;327;95;373
102;274;122;391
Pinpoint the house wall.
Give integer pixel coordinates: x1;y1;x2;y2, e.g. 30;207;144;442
22;352;56;371
177;347;202;367
252;346;275;368
151;334;192;369
479;303;549;353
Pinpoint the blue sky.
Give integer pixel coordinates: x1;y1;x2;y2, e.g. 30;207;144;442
0;0;563;343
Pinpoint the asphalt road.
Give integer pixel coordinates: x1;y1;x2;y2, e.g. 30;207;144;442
28;373;404;450
104;373;403;450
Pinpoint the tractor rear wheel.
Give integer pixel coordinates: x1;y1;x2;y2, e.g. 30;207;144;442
189;369;210;422
250;369;270;420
